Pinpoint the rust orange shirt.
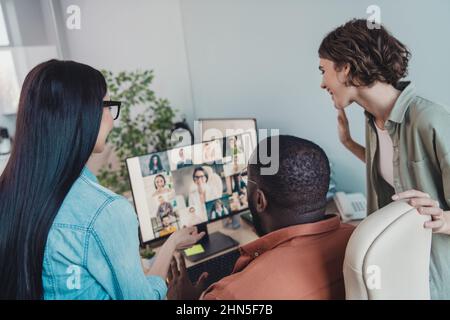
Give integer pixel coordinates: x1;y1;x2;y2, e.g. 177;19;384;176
202;215;354;300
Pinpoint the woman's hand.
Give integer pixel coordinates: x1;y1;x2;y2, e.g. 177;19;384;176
169;226;205;250
337;109;352;146
336;109;366;163
147;227;205;280
392;189;450;234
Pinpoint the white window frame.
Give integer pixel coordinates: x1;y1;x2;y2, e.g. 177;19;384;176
0;0;21;115
0;1;10;46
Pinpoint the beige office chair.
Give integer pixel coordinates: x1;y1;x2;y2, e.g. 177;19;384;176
343;200;432;300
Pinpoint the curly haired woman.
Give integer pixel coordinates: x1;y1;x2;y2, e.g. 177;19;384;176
318;19;450;299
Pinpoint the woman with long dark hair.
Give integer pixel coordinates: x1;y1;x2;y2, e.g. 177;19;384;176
0;60;204;299
318;19;450;299
149;154;163;174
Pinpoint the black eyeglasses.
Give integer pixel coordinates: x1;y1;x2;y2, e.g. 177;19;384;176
193;175;207;181
103;100;122;120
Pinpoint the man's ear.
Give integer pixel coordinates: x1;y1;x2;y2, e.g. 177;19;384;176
255;189;268;212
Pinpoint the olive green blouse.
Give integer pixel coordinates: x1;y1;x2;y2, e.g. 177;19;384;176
365;81;450;299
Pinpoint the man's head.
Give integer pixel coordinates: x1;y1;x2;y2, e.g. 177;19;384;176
247;135;330;236
162;215;171;227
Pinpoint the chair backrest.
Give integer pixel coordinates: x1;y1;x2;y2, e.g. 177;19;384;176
343;200;432;300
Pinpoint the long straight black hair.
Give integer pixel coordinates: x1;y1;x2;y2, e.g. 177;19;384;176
0;60;107;299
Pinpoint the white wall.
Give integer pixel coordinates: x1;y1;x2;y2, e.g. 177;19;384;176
58;0;195;125
0;0;58;135
11;0;49;46
179;0;450;193
4;0;450;194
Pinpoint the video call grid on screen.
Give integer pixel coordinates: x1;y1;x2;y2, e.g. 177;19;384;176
127;132;255;243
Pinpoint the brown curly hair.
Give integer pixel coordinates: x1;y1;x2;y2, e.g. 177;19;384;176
318;19;411;87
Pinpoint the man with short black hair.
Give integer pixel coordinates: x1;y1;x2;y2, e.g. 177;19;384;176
169;135;355;300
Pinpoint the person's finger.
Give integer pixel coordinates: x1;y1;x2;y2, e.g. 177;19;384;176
167;260;174;283
170;256;180;279
418;206;443;217
170;257;178;275
338;109;347;118
424;220;444;230
180;232;205;248
178;254;188;277
392;189;430;200
408;197;440;208
178;239;201;250
174;250;182;262
189;230;198;237
195;272;209;289
184;226;197;235
195;231;206;241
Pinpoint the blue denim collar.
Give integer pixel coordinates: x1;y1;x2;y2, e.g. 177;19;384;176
81;166;99;183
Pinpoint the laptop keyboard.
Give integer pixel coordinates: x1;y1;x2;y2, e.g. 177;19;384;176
187;249;241;289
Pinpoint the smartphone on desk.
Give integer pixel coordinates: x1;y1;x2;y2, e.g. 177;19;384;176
334;192;367;222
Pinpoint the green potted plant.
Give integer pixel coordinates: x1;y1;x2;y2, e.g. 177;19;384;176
97;69;179;195
140;245;157;271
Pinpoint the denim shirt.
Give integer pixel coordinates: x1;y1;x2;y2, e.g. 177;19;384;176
42;167;167;300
